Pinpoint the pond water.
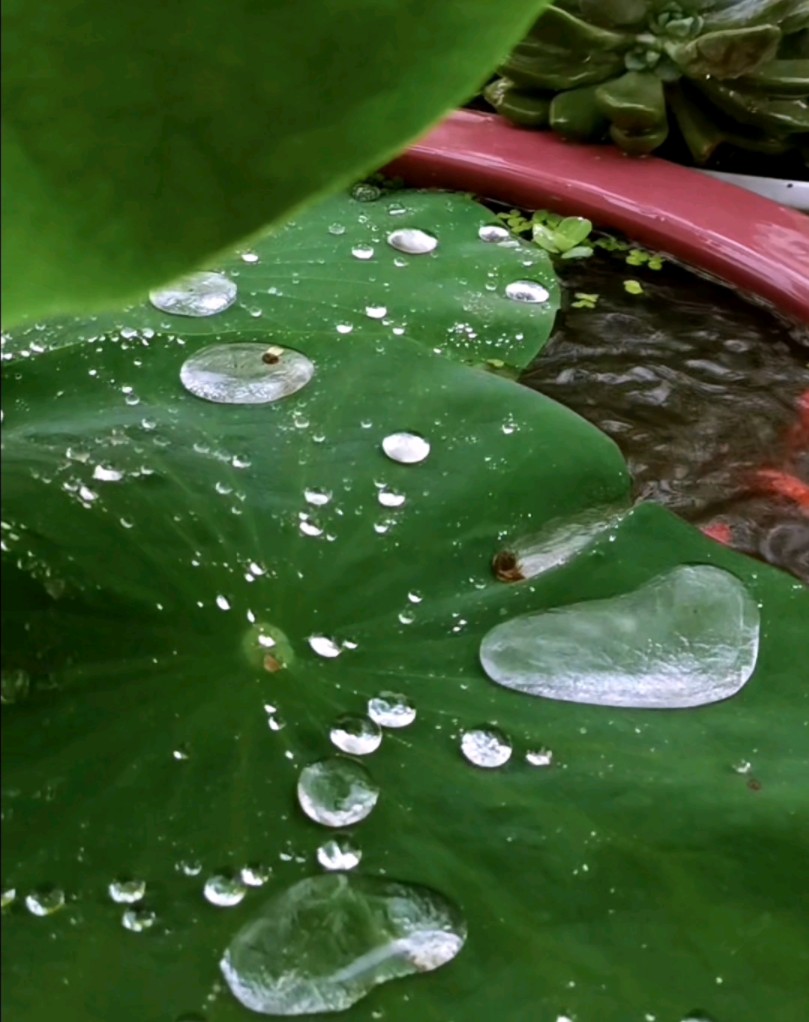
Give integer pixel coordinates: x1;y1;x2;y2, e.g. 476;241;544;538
519;243;809;583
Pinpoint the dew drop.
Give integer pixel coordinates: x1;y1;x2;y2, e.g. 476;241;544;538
367;692;416;729
407;590;423;604
732;760;752;775
328;223;347;236
329;715;382;756
180;343;314;405
150;272;237;317
25;888;65;917
460;726;512;768
216;595;231;611
351;183;382;202
240;251;260;264
220;874;466;1015
365;306;387;319
505;280;550;303
478;224;511;243
92;464;123;483
297;757;379;827
2;888;16;908
122;907;157;932
108;878;146;904
351;245;375;261
299;518;324;538
397;609;415;625
204;875;247;907
378;488;406;508
308;635;342;659
480;566;760;709
178;859;203;877
304;488;332;507
267;712;286;732
525;748;554;767
386;228;438;256
241;864;273;888
381;432;430;465
316;835;362;872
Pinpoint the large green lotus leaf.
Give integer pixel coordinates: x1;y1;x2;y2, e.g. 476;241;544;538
3;219;808;1022
4;191;559;372
0;0;555;328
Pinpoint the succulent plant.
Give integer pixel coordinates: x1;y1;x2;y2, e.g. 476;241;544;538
484;0;809;164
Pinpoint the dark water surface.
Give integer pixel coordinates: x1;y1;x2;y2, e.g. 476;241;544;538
520;247;809;583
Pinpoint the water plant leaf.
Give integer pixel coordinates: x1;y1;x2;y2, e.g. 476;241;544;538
0;0;555;327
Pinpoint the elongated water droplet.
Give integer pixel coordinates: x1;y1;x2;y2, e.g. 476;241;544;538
150;272;237;317
204;875;247;907
386;228;437;255
365;306;387;320
220;874;466;1015
241;864;273;888
367;692;416;729
478;225;511;243
108;878;147;904
382;432;430;465
304;488;332;507
480;566;760;709
461;726;512;768
505;280;549;303
308;635;342;659
25;888;65;916
297;757;379;827
240;251;260;264
180;343;314;405
351;245;375;261
316;835;362;872
122;907;157;932
92;464;124;483
378;488;406;508
1;888;16;908
525;748;553;767
329;715;382;756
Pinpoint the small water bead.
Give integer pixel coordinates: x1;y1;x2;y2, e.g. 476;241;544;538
1;668;31;705
505;280;550;304
365;305;387;319
329;715;382;756
220;874;466;1016
178;859;203;877
336;323;353;335
108;878;146;904
328;223;346;236
299;518;324;538
204;875;247;907
308;635;342;659
122;907;157;932
180;343;314;405
351;245;375;261
304;488;332;507
240;251;260;264
732;759;752;775
316;835;362;872
398;609;415;625
267;712;286;732
25;888;65;917
297;757;379;827
92;464;123;482
480;565;760;709
351;183;382;202
526;748;554;767
241;864;273;888
460;726;512;768
478;224;511;243
378;488;406;508
216;595;231;611
381;432;430;465
2;888;16;909
386;228;438;256
367;691;416;729
407;590;423;604
150;272;237;317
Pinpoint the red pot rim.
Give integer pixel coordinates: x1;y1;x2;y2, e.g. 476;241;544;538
386;111;809;325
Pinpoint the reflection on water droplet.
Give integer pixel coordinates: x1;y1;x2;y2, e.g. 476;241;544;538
122;907;157;932
150;272;237;317
329;715;382;756
351;183;382;202
297;757;379;827
180;343;314;405
25;888;65;916
367;692;416;729
387;229;438;255
92;464;123;482
505;280;550;303
481;566;760;709
241;864;273;888
108;878;146;904
351;245;375;261
304;488;332;507
1;668;30;705
365;306;388;320
316;835;362;872
378;488;406;508
308;635;342;659
526;748;553;767
460;727;512;768
220;874;466;1015
204;875;247;907
478;225;511;243
382;432;430;465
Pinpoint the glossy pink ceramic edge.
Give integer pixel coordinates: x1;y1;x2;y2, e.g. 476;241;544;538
386;110;809;324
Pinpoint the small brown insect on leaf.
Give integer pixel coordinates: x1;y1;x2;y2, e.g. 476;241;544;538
747;777;762;791
262;351;281;365
263;653;283;673
493;550;525;583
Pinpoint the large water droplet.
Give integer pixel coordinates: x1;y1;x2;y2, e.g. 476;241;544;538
387;229;438;256
351;245;375;261
460;727;512;768
25;888;65;916
220;874;466;1015
329;715;382;756
478;224;511;243
108;878;147;904
297;757;379;828
381;432;430;465
367;692;416;729
122;907;157;932
150;272;237;317
365;306;387;320
480;565;760;709
180;343;314;405
378;488;406;508
308;635;342;659
316;835;362;872
204;875;247;907
505;280;549;304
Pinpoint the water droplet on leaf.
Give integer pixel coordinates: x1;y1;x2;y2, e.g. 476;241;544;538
108;878;146;904
122;907;157;932
180;343;314;405
351;183;382;202
351;245;375;261
308;635;342;659
150;272;237;317
478;225;511;243
204;875;247;907
241;864;273;888
378;488;406;508
329;715;382;756
387;229;438;255
525;748;554;767
505;280;550;303
367;692;416;729
365;306;387;319
460;727;512;768
382;432;430;464
316;835;362;872
304;488;332;507
297;757;379;827
25;888;65;916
